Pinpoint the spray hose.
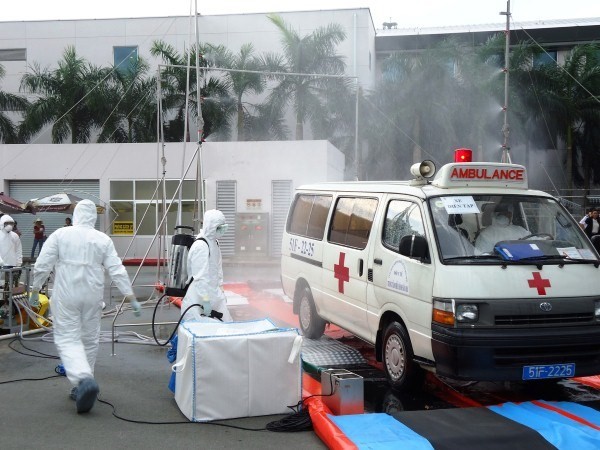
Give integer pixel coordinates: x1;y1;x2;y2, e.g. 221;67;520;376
151;294;222;347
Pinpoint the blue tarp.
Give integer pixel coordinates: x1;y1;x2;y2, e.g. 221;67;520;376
488;401;600;450
330;413;434;450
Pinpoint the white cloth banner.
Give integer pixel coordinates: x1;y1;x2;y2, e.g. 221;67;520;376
174;318;302;421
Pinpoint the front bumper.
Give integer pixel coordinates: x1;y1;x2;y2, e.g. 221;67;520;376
431;323;600;381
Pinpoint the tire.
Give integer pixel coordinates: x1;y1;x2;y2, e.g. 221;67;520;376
297;286;326;339
382;321;424;391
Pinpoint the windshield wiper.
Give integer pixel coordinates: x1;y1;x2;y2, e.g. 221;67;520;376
500;255;600;269
444;255;503;262
560;258;600;267
513;255;562;262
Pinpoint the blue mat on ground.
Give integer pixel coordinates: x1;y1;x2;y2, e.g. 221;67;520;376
329;401;600;450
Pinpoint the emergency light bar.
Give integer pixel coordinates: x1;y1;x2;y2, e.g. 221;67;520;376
454;148;472;163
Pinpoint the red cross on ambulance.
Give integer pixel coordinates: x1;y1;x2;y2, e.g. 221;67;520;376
527;272;551;295
333;252;350;293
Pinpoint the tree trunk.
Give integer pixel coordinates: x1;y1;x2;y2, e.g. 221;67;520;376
237;99;244;141
566;126;573;198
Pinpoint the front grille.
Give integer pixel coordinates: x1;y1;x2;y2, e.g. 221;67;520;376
494;343;600;366
495;312;594;326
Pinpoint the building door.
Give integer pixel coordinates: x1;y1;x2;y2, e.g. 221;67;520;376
9;181;100;259
216;180;236;257
271;180;292;257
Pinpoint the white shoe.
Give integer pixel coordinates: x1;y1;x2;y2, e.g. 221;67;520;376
101;302;106;310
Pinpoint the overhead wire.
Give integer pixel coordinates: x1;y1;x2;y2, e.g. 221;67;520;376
511;16;598;200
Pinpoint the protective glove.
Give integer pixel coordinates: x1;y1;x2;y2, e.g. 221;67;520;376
29;290;40;307
200;296;212;316
125;294;141;317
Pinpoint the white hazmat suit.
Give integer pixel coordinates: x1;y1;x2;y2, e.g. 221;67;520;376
0;214;23;267
32;200;137;413
475;211;530;253
181;209;232;322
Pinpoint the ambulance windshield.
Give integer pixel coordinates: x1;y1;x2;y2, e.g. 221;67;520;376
428;195;598;264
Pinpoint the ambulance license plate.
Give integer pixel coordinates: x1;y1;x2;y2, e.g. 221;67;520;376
522;363;575;380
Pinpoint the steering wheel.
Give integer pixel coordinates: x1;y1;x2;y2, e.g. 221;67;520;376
520;233;554;240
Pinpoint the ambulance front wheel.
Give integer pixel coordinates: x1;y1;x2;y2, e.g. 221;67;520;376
297;286;326;339
383;321;424;391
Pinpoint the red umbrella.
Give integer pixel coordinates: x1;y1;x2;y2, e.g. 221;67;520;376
0;192;30;215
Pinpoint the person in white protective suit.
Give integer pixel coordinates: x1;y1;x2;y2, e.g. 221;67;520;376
29;200;141;414
475;203;530;253
0;214;23;323
181;209;232;322
0;214;23;268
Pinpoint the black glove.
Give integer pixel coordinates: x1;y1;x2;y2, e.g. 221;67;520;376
209;310;224;321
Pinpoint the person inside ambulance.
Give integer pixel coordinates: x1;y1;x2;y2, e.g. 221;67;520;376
475;202;529;253
30;200;140;414
181;209;232;322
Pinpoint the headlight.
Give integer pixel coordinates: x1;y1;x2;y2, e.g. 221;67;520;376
432;299;454;326
595;300;600;319
456;304;479;323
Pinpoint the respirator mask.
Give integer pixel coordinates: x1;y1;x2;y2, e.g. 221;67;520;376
215;224;228;238
4;223;14;233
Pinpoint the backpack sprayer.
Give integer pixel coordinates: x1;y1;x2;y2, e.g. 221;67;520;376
153;226;223;346
166;226;196;297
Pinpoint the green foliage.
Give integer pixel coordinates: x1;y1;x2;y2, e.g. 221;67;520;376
0;64;29;143
19;47;109;143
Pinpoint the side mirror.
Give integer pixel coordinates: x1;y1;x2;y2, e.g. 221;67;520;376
591;235;600;254
399;235;430;263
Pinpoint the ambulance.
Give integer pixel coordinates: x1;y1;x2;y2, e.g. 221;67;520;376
281;150;600;390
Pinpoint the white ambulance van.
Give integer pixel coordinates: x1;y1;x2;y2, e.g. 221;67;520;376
281;156;600;390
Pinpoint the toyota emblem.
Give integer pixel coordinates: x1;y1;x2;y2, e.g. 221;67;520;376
539;302;552;312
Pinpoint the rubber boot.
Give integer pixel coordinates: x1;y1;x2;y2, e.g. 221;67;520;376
76;378;99;413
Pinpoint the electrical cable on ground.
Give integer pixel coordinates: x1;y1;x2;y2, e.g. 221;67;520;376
3;289;336;433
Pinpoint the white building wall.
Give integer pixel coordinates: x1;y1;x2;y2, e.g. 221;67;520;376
0;140;344;258
0;9;376;98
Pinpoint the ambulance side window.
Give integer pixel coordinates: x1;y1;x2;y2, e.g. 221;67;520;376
383;200;425;252
287;194;332;240
329;197;378;250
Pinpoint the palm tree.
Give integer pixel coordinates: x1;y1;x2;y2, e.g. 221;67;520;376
0;64;29;143
150;40;232;142
536;44;600;191
205;43;265;141
263;14;347;140
363;40;466;179
19;46;109;143
97;57;157;143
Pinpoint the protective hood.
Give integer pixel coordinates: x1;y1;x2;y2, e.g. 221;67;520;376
199;209;226;240
492;213;511;227
73;199;97;228
0;214;14;232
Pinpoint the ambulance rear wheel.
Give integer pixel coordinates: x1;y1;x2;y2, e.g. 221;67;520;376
298;287;326;339
383;321;424;391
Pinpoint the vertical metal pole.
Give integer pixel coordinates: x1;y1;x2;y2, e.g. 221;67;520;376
354;81;360;181
500;0;511;163
194;0;206;222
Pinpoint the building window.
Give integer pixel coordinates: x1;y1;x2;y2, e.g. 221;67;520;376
113;46;138;73
109;180;197;235
0;48;26;61
533;50;557;68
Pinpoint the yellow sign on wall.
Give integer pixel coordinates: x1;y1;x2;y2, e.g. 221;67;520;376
113;221;134;235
